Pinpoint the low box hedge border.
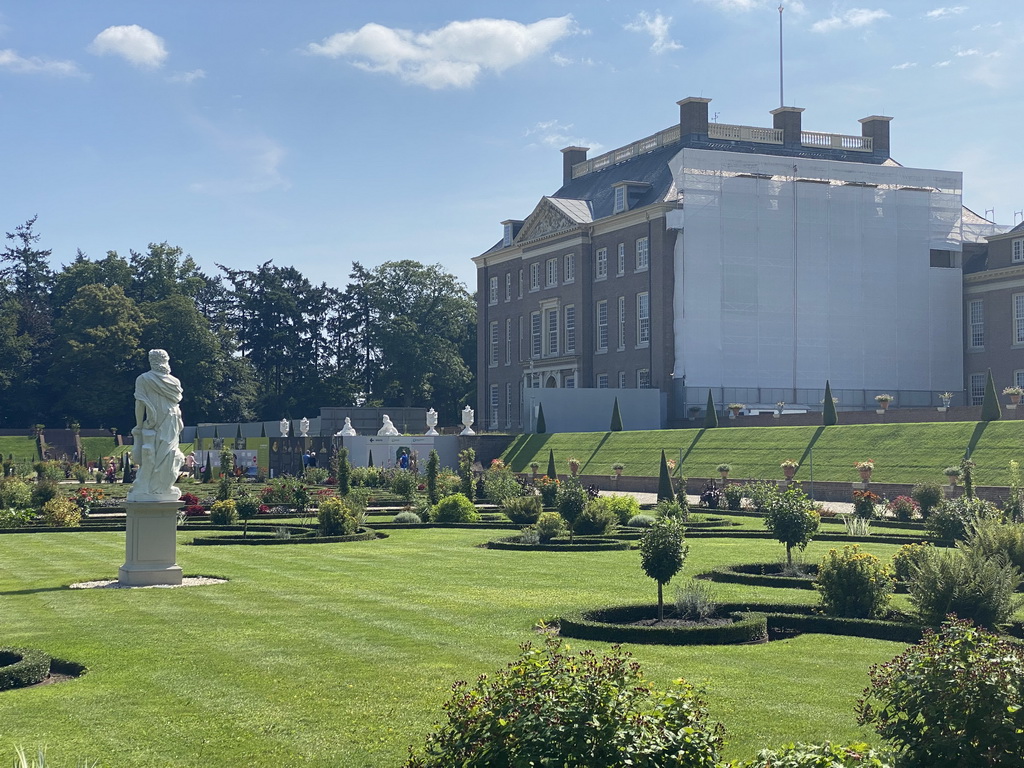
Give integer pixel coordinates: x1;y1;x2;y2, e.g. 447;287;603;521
559;603;768;645
0;647;52;691
487;536;632;552
189;528;384;546
700;563;912;593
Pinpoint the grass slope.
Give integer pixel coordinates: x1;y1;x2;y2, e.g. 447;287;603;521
503;421;1024;486
0;436;39;463
1;529;912;767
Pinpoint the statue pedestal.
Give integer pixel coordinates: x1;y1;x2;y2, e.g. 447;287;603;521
119;501;183;586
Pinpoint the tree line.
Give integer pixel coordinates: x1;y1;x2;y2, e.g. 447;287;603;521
0;217;476;430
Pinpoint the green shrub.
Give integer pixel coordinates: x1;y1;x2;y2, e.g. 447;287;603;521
722;483;744;511
235;493;260;519
425;449;439;505
481;460;522;507
536;476;560;507
0;508;34;528
857;617;1024;766
885;495;918;522
433;493;479;523
852;490;880;519
654;499;687;520
891;542;932;582
436;470;460;498
0;478;32;510
457;448;475;502
745;479;779;513
640;517;688;620
303;466;329;485
657;450;674;502
502;495;541;525
387;469;418;502
318;496;358;536
261;478;310;508
32;461;63;482
595;495;640;524
72;465;91;484
626;513;655;528
674;578;718;621
403;637;724;768
535;511;566;543
926;496;999;542
816;545;894;619
964;516;1024;571
0;647;52;691
392;511;421;524
913;483;942;520
556;478;588;543
739;742;896;768
907;546;1024;629
41;497;80;527
209;499;237;525
336;446;351;496
30;479;59;508
216;476;233;502
763;485;820;566
573;501;618;536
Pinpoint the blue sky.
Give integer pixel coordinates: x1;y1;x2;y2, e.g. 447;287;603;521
1;1;1020;291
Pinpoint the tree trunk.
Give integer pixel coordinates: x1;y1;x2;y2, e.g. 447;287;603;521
657;582;664;621
786;544;793;567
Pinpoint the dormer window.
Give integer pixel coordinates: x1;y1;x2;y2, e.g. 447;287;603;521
613;186;626;214
503;223;513;247
1013;238;1023;263
501;219;523;248
612;181;652;214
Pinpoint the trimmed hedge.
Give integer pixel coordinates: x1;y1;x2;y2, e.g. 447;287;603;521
701;563;818;590
0;647;51;691
560;604;768;646
487;536;631;552
189;528;382;546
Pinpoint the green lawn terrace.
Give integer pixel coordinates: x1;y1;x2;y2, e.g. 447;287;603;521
502;421;1024;486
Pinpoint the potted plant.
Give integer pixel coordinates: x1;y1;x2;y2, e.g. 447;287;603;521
612;462;625;477
529;461;539;478
943;466;962;487
727;403;745;417
716;463;731;480
780;459;799;481
774;401;785;418
567;457;581;477
1003;386;1023;405
855;459;875;482
874;394;894;411
939;392;953;409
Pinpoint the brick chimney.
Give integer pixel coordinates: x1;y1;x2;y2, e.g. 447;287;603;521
858;115;893;157
561;146;589;186
771;106;804;148
678;97;711;138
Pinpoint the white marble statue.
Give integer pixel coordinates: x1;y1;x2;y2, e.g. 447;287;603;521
279;418;289;437
299;416;310;437
127;350;185;502
460;405;475;436
425;408;439;436
340;417;357;436
377;415;400;436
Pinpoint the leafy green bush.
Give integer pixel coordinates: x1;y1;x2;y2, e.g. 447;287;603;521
502;495;541;525
318;496;358;536
216;476;233;502
209;499;237;525
235;493;260;519
0;478;32;510
387;469;418;502
30;479;59;508
674;578;718;621
745;479;779;513
536;476;560;507
816;545;894;619
763;485;820;566
891;542;932;582
261;478;310;508
626;514;655;528
640;517;688;620
32;461;63;482
403;637;724;768
739;742;895;767
481;460;522;507
0;508;34;528
907;546;1024;629
556;478;588;543
72;465;91;484
590;494;640;524
911;482;943;519
572;501;618;536
457;448;475;502
722;483;744;511
654;499;687;520
303;466;329;485
535;511;566;543
392;511;421;524
433;494;479;523
41;497;80;527
0;647;52;691
964;516;1024;571
885;495;919;522
926;496;998;542
857;617;1024;767
336;446;351;496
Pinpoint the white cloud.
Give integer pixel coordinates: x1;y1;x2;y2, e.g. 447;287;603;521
625;12;682;54
695;0;806;11
0;48;82;76
168;68;204;84
551;53;572;67
524;120;602;153
187;117;288;195
307;16;575;89
892;61;917;69
955;48;980;56
89;25;167;69
926;6;968;18
811;8;890;33
933;59;951;67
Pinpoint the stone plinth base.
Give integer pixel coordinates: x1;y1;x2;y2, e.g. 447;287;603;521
119;500;183;586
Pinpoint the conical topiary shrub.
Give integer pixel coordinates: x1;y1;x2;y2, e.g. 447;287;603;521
536;402;547;434
823;380;838;426
657;450;674;502
368;449;374;468
981;369;1001;421
546;449;556;480
610;397;623;432
703;390;718;429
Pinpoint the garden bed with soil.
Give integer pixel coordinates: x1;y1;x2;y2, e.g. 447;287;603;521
487;535;631;552
559;603;768;645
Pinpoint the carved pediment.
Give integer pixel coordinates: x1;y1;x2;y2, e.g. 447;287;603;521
515;197;592;244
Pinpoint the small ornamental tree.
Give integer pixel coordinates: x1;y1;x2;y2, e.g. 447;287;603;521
763;484;820;566
857;617;1024;767
426;449;440;505
367;449;374;467
457;448;476;502
202;453;213;484
536;402;547;433
546;448;556;480
556;477;588;544
219;447;234;479
981;368;1001;421
640;517;688;620
703;389;718;429
336;446;351;497
610;397;623;431
235;492;260;538
823;380;838;426
657;450;674;502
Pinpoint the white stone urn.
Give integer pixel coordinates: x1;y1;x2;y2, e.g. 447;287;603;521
460;406;475;436
425;408;439;436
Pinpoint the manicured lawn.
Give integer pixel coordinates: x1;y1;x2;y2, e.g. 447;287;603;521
1;527;922;767
0;435;39;464
503;421;1024;486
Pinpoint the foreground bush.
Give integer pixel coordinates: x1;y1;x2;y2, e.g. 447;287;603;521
41;497;80;527
926;496;998;542
433;494;479;523
857;617;1024;767
573;500;618;536
965;516;1024;571
740;742;895;767
318;497;359;536
891;542;931;582
762;485;819;567
910;482;943;518
816;546;894;619
209;499;237;525
535;511;566;542
481;459;522;507
594;494;641;524
0;477;32;510
501;495;541;525
403;637;724;768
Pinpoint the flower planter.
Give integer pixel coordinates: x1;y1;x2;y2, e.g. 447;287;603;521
858;469;873;483
782;467;796;481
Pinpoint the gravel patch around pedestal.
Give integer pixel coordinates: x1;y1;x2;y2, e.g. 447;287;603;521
69;576;227;590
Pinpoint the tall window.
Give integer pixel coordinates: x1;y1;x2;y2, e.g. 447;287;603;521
637;292;650;345
596;300;609;351
969;299;984;349
490;385;500;428
617;243;625;276
504;272;511;302
565;305;576;353
518;316;523;361
546;308;559;355
564;253;575;283
1014;238;1024;263
635;237;649;271
489;321;499;366
618;371;626;388
506;383;512;428
503;223;513;247
970;373;986;405
488;276;498;305
505;318;512;365
613;186;626;214
530;263;541;291
546;258;558;287
596;373;608;388
1015;294;1024;345
617;296;626;350
637;368;651;389
565;375;575;389
1016;370;1024;390
518;269;524;298
531;312;541;359
595;248;608;280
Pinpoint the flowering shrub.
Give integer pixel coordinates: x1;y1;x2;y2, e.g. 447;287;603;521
885;495;918;522
317;496;359;536
535;511;566;542
535;476;560;507
852;489;881;519
71;487;104;518
891;542;932;582
780;459;799;470
854;459;875;471
874;394;893;403
209;499;237;525
179;492;200;506
816;545;894;618
433;493;479;523
42;497;81;527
